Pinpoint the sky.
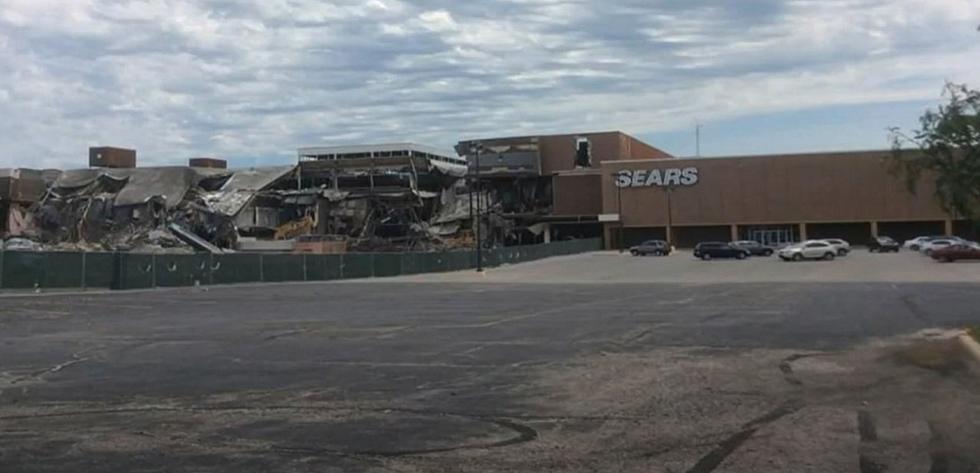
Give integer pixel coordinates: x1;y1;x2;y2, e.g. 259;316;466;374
1;0;979;169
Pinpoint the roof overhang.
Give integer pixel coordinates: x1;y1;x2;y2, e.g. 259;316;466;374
298;143;459;160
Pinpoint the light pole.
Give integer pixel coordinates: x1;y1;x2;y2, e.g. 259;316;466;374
664;186;674;248
468;177;474;243
695;123;702;158
472;143;484;272
616;175;624;252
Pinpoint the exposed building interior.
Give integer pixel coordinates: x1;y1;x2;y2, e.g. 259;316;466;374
1;144;479;253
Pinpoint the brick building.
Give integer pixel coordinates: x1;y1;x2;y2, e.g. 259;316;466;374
459;131;970;248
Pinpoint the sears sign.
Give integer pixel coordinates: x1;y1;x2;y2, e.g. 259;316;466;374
615;167;699;188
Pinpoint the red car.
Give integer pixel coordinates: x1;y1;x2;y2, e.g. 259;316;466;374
931;244;980;262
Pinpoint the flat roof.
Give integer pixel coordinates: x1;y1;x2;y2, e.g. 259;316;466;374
458;130;626;143
298;143;460;159
600;149;893;166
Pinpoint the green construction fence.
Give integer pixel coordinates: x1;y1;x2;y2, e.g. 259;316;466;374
0;238;601;291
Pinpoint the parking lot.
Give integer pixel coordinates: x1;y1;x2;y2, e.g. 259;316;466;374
2;248;980;472
387;247;980;284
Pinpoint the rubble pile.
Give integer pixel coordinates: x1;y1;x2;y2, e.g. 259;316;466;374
0;157;484;253
23;167;242;253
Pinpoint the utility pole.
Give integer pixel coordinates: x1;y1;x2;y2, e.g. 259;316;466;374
473;143;484;272
665;186;674;248
695;122;702;158
468;177;474;244
616;176;624;253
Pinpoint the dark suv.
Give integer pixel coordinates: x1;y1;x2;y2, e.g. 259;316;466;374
732;240;774;256
868;236;900;253
693;242;751;260
630;240;670;256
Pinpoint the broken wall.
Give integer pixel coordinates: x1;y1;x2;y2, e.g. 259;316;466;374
3;203;34;237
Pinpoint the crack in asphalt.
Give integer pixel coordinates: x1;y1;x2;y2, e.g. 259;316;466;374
778;360;804;386
426;290;671;330
683;400;804;473
0;404;540;459
857;410;884;473
266;418;538;458
858;410;878;442
0;404;657;424
5;353;91;387
926;420;980;473
262;329;310;341
778;353;821;386
929;421;951;473
900;294;932;326
701;312;728;323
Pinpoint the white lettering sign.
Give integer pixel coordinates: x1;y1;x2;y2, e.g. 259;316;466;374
614;167;699;188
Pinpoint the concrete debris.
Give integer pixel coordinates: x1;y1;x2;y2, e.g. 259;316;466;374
203;165;295;216
5;204;35;238
237;237;296;253
167;222;225;254
0;166;277;253
3;237;39;251
294;234;348;254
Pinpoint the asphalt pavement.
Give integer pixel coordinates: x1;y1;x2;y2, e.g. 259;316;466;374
2;250;980;472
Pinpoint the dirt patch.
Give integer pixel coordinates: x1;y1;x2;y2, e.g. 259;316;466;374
968;326;980;344
892;339;968;376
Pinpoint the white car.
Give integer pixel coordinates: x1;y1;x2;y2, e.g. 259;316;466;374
904;236;932;250
919;239;957;256
778;240;839;261
820;238;851;256
905;235;962;251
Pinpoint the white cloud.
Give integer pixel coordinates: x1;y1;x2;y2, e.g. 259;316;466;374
417;10;457;32
0;0;978;168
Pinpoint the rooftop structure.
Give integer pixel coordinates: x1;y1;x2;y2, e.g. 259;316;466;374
298;142;467;177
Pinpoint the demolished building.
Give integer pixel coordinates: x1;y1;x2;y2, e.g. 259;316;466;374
2;134;659;253
455;131;671;246
1;143;477;253
0;169;47;242
456;131;670;246
0;153;300;252
29;165;291;252
294;143;471;252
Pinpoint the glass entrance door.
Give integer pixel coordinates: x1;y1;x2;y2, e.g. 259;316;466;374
745;226;797;247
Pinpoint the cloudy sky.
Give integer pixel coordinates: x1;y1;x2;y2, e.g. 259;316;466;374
1;0;979;168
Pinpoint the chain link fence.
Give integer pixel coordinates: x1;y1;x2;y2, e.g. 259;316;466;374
0;238;601;291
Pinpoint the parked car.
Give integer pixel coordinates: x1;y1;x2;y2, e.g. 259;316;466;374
820;238;851;256
868;236;900;253
930;244;980;262
904;236;929;251
732;240;774;256
630;240;670;256
777;240;838;261
919;239;957;256
693;242;751;260
905;235;956;251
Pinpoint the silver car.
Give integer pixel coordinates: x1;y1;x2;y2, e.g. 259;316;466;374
820;238;851;256
778;240;839;261
919;239;957;256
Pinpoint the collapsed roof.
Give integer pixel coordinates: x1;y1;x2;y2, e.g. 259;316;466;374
203;165;296;216
53;167;231;209
50;166;295;217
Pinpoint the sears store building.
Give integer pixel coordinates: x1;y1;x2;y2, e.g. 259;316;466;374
459;131;971;249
